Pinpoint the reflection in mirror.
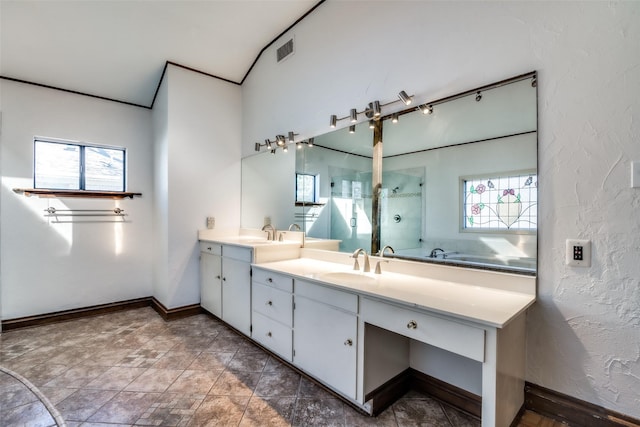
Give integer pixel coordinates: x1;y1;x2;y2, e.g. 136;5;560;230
296;122;373;253
380;74;537;273
241;72;537;275
241;149;295;231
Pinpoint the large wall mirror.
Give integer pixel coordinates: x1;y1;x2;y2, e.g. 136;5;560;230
241;72;538;275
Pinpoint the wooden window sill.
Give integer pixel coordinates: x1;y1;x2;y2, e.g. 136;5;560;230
13;188;142;199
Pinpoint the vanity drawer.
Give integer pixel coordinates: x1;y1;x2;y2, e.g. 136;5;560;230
252;311;293;361
252;282;293;327
361;298;485;362
200;242;222;255
223;245;253;263
252;268;293;293
295;279;358;314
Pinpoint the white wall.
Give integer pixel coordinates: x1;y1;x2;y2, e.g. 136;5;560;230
153;65;242;309
242;1;640;418
0;80;154;319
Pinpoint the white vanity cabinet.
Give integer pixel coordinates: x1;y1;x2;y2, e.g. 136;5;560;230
251;268;294;361
293;279;359;400
199;243;222;317
220;245;253;336
200;242;253;336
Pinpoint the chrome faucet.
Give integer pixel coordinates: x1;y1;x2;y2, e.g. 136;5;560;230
352;248;370;273
261;224;276;241
288;223;301;231
429;247;445;258
375;245;395;274
379;245;395;257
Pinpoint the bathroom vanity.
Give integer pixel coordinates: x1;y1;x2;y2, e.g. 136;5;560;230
199;231;535;427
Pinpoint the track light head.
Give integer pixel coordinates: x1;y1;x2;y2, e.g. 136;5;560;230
475;91;482;102
349;125;356;134
373;101;381;117
265;139;273;150
369;120;375;129
421;104;433;115
288;131;296;143
270;149;276;155
308;138;314;147
255;142;261;152
297;141;303;149
350;109;357;123
398;91;412;105
391;113;399;123
330;115;337;128
276;135;285;146
283;145;288;153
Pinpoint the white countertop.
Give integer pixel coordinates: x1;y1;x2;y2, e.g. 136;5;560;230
254;257;536;328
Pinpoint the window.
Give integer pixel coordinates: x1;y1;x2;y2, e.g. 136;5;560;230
34;138;126;192
296;173;318;203
462;172;537;231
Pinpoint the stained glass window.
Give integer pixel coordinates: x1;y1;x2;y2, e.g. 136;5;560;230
463;172;537;231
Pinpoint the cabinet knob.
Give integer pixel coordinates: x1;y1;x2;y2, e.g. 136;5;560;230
344;339;353;346
207;247;212;251
266;300;273;306
216;275;221;279
407;320;418;329
267;332;272;337
268;277;273;283
223;277;226;281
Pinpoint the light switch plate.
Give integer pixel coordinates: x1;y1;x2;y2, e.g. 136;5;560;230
631;161;640;188
566;239;591;267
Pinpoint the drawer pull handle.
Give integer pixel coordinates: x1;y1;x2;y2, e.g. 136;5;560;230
268;278;273;283
407;320;418;329
266;300;273;306
267;332;272;337
344;339;353;346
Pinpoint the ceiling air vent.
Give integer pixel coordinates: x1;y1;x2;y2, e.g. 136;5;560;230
277;38;295;62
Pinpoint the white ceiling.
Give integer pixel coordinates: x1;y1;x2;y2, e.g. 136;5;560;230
0;0;319;107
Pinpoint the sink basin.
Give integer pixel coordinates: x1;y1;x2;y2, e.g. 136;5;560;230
317;271;377;285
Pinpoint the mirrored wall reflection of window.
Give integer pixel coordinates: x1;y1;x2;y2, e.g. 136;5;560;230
295;122;374;253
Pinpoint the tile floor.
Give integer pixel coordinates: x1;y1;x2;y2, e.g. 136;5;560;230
0;307;559;426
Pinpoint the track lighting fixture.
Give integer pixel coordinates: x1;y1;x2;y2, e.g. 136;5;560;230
475;91;482;102
391;113;399;123
283;145;288;153
398;90;412;105
255;130;303;153
297;141;303;149
329;89;412;128
308;138;314;147
531;76;537;87
369;120;375;129
420;104;433;115
349;125;356;134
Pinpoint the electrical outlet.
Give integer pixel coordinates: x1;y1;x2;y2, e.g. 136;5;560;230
566;239;591;267
631;161;640;188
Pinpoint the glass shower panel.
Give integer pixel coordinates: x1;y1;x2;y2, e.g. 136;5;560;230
379;168;424;256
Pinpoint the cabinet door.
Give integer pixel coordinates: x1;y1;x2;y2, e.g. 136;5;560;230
293;296;358;399
221;257;252;336
200;252;222;317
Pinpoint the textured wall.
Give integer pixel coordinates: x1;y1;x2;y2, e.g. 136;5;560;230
242;1;640;417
